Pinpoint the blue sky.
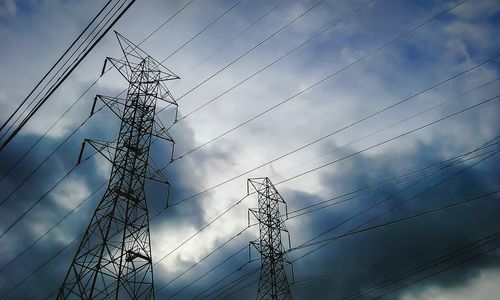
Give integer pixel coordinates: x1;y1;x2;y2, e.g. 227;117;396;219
0;0;499;299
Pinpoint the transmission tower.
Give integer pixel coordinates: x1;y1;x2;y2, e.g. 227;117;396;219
248;177;293;300
57;32;178;300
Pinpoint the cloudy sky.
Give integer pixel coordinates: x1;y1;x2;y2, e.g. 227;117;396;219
0;0;499;299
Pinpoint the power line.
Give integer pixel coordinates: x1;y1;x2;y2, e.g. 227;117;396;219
0;0;196;152
168;89;499;208
154;142;498;298
0;0;136;152
149;225;248;291
153;194;248;267
147;94;500;279
0;0;114;135
290;233;500;286
276;76;500;178
114;0;286;115
215;231;500;299
0;78;102;183
289;148;499;262
0;0;127;144
204;264;260;300
276;94;499;187
0;0;212;225
158;143;497;296
167;0;473;161
160;24;498;189
0;0;488;260
3;92;497;287
0;232;81;299
175;0;377;122
0;0;198;183
342;237;500;299
0;0;250;227
218;193;499;298
0;2;131;224
4;76;496;282
176;0;285;83
7;143;498;298
159;0;329;108
288;143;499;225
286;146;499;220
190;260;257;300
276;145;500;276
215;272;259;300
0;0;304;273
371;244;500;299
0;110;104;207
357;151;500;229
2;5;496;292
42;288;58;300
0;180;107;273
139;0;198;45
0;0;481;226
163;245;248;298
161;0;244;62
0;153;96;239
290;191;500;252
153;0;285;101
195;145;498;296
10;141;486;297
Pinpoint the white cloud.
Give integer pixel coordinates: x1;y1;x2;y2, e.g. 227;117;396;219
401;268;500;300
452;0;500;20
50;177;89;211
0;0;499;298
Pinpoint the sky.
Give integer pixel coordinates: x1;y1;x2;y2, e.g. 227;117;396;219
0;0;499;299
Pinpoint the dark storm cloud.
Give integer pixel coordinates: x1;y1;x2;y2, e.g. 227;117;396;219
0;132;88;299
0;81;227;300
1;0;499;299
121;139;500;300
0;120;229;300
281;140;500;299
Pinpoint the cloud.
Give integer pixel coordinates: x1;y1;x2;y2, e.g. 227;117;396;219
0;0;16;18
283;139;500;299
0;0;498;299
401;269;500;300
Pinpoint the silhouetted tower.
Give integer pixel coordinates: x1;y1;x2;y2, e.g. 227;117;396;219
58;32;178;299
248;177;293;300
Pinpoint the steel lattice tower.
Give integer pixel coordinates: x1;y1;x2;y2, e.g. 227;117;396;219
58;32;178;300
248;177;293;300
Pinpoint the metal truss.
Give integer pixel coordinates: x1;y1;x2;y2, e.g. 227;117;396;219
57;32;178;300
248;177;293;300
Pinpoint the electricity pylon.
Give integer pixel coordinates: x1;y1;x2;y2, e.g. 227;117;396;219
248;177;293;300
57;32;178;300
